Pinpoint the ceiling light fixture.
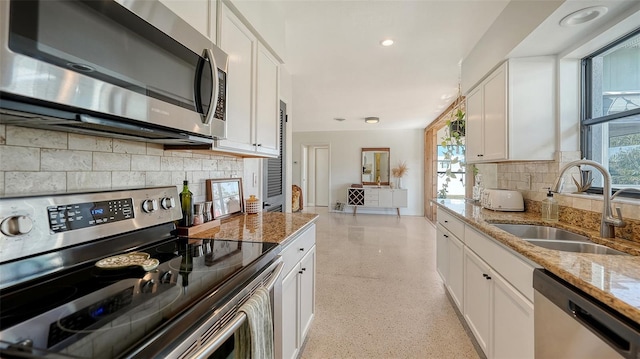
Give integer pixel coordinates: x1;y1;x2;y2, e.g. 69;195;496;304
334;118;346;122
380;39;394;47
559;6;608;27
365;117;380;124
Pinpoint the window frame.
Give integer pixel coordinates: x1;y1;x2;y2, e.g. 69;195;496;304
580;27;640;199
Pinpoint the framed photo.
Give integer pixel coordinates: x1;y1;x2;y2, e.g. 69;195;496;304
206;178;244;219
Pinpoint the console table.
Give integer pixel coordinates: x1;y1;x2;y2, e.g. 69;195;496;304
347;187;408;216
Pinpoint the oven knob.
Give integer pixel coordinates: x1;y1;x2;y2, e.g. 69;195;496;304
142;199;158;213
1;215;34;236
141;279;155;293
160;271;173;284
161;197;176;210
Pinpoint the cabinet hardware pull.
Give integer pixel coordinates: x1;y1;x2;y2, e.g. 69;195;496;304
443;234;449;238
299;270;303;274
444;220;448;223
299;248;304;251
301;268;306;271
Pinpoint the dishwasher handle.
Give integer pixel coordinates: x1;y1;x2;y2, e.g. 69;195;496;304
569;300;631;352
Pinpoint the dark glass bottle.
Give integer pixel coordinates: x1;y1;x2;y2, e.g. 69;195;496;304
180;179;193;227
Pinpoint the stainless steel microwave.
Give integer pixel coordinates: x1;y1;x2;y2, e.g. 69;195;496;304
0;0;228;145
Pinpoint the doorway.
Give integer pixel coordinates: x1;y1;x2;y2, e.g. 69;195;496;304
301;144;330;207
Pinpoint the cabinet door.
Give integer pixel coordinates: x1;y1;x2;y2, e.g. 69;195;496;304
255;43;280;156
492;272;534;359
435;226;449;282
159;0;209;38
392;189;408;208
463;248;492;357
378;189;393;207
280;266;300;359
217;5;256;152
482;64;507;161
465;85;483;161
447;234;464;311
299;246;316;343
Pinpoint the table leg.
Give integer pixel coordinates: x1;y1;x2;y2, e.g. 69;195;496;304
396;208;400;217
353;206;357;216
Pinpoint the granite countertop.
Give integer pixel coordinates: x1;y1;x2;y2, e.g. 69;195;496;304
187;211;319;246
434;199;640;324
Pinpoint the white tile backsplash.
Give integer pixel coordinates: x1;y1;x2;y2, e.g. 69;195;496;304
67;172;112;191
112;171;146;188
131;155;161;171
0;126;244;195
68;133;113;152
6;126;67;149
93;152;131;171
113;139;147;154
0;146;40;171
6;172;66;193
41;149;92;171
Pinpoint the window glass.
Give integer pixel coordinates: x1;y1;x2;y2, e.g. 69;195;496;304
583;29;640;193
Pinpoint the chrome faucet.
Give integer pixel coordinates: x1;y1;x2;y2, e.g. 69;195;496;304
552;159;625;238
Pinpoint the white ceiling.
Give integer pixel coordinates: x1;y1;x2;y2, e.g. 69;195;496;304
282;0;511;133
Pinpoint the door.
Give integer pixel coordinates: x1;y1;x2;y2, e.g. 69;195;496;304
447;234;464;311
299;246;316;343
255;43;280;155
263;101;286;212
314;147;329;207
281;266;300;359
482;64;507;161
492;272;534;359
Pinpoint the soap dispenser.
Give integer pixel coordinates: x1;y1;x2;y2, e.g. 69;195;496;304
541;188;559;222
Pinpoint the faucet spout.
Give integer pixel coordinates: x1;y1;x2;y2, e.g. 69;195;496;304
554;160;625;238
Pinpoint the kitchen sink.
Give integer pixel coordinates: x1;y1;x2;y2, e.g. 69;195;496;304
493;224;590;242
493;224;629;255
525;239;629;255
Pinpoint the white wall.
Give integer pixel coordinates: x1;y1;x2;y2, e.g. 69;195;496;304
292;129;424;216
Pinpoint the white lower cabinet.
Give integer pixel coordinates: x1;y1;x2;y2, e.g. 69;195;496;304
275;224;316;359
436;210;535;359
463;248;492;356
447;234;464;312
492;271;534;359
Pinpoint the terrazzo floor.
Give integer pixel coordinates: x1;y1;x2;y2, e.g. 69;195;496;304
299;207;480;359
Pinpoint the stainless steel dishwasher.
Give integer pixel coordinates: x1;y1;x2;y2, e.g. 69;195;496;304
533;269;640;359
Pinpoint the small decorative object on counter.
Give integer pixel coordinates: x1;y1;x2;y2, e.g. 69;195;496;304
180;174;193;227
245;195;260;214
204;201;213;222
472;174;484;202
193;203;205;225
573;167;593;193
542;188;559;222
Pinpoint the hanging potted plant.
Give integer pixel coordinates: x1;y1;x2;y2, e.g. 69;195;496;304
438;104;465;198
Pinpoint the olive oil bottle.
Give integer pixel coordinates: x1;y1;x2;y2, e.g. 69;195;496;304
180;174;193;227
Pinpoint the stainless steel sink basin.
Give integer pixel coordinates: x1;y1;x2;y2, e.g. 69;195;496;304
525;239;628;255
493;224;590;242
493;223;629;255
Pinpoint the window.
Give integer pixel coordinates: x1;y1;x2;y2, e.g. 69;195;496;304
582;28;640;197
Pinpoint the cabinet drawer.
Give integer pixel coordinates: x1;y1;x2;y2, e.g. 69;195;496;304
364;200;379;207
465;226;537;301
438;210;465;240
364;192;379;200
281;224;316;275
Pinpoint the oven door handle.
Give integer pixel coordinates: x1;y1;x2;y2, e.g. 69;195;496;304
190;257;284;359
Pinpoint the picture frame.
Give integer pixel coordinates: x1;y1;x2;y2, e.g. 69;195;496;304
206;178;244;219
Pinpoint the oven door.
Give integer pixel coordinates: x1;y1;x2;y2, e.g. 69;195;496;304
0;0;227;140
126;256;284;359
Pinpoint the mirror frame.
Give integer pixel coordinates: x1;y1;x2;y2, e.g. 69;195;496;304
361;147;390;185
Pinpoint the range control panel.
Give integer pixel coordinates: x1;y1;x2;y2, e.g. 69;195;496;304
47;199;134;233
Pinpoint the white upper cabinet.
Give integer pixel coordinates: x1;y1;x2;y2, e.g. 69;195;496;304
465;57;556;163
158;0;216;41
215;3;280;157
255;42;280;156
217;5;256;153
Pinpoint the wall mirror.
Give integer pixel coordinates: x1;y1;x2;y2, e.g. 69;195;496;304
206;178;244;219
361;147;390;185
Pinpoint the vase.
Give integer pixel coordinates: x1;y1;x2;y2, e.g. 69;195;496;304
397;177;403;189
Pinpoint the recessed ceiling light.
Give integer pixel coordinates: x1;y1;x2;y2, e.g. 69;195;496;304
365;117;380;124
334;118;346;122
559;6;608;27
380;39;394;47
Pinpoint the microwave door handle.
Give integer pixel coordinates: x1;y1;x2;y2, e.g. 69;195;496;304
200;48;219;125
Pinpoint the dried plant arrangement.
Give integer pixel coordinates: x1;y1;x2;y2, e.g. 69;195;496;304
391;161;408;178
